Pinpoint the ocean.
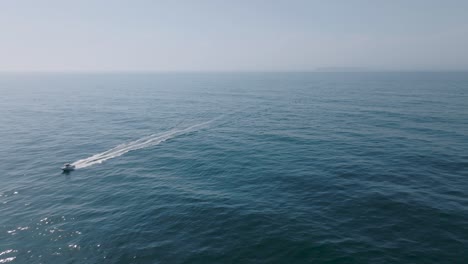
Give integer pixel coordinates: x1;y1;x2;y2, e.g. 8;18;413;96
1;72;467;263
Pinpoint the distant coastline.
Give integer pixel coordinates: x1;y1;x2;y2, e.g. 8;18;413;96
315;67;376;72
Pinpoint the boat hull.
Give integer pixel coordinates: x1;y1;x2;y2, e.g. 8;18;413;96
61;165;75;172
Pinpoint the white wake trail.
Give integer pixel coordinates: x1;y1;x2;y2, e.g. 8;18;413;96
71;119;214;169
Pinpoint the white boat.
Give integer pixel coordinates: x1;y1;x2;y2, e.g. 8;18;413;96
62;163;75;172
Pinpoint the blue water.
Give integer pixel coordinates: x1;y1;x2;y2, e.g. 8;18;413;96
1;72;467;263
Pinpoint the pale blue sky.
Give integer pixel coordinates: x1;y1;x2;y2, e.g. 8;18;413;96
1;0;468;71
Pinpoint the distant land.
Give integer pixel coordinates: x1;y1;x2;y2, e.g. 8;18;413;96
315;67;375;72
314;67;468;72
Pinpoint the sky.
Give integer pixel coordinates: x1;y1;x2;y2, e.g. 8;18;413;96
1;0;468;72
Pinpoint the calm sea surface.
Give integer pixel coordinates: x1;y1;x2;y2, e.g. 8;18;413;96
1;73;467;263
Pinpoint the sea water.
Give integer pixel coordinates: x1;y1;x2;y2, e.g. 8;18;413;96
0;72;467;263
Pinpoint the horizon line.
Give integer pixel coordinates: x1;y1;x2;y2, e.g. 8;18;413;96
1;69;468;74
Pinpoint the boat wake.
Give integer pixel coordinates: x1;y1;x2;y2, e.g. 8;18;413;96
71;119;215;169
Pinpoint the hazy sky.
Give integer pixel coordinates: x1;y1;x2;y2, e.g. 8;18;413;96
1;0;468;71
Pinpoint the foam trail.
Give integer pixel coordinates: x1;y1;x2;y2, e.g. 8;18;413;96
72;119;215;169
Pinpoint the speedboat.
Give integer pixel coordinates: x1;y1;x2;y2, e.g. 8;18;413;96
62;163;75;172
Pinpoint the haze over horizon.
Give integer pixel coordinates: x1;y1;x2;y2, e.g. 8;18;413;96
1;0;468;72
